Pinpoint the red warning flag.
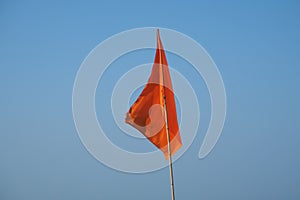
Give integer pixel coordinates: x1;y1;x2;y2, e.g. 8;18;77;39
125;29;182;158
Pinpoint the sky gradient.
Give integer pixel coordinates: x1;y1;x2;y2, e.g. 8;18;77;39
1;0;300;199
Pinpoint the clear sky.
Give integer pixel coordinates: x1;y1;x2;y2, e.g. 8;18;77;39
1;0;300;199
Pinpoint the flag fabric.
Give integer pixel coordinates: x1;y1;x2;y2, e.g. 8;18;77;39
125;29;182;159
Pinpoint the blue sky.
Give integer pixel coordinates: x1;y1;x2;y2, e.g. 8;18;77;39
1;0;300;199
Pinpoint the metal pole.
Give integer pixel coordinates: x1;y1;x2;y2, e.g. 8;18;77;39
157;28;176;200
163;95;176;200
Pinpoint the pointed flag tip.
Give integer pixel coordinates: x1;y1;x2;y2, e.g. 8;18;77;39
156;28;160;37
156;28;163;50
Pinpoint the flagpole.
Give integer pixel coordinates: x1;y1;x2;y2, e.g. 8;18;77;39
157;28;176;200
163;95;176;200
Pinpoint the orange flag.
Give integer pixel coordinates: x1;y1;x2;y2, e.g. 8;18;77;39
125;29;182;159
